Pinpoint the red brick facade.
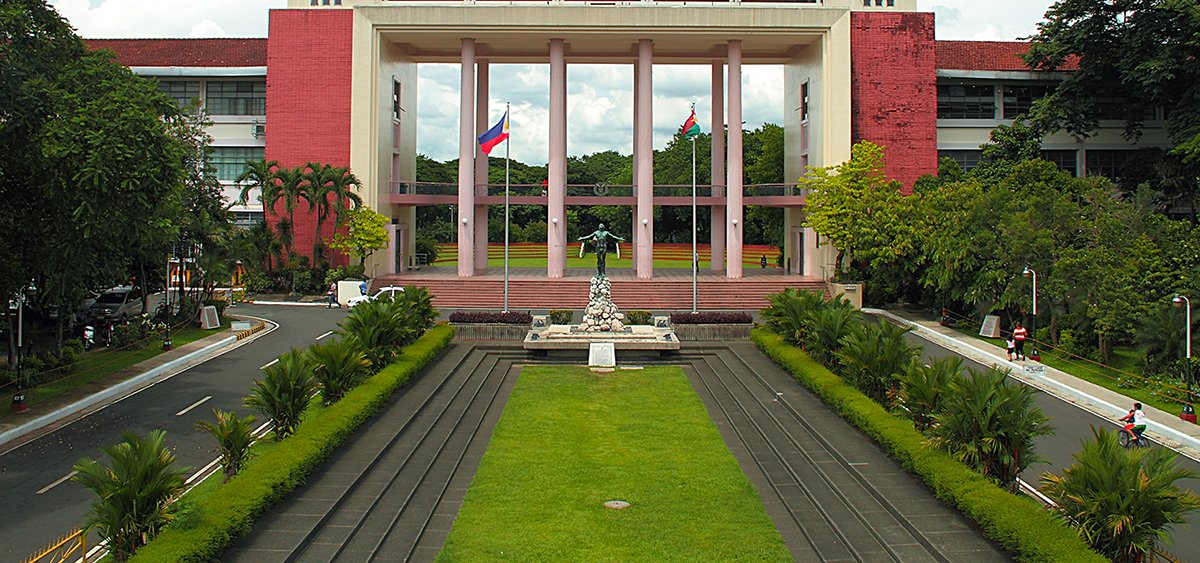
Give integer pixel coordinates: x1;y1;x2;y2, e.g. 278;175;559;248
265;9;354;267
849;12;937;193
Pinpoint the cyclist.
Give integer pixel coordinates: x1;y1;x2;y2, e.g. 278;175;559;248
1119;402;1148;446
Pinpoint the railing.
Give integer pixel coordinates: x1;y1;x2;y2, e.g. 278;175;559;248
391;181;803;197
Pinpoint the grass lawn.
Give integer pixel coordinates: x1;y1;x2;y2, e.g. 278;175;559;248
437;365;790;562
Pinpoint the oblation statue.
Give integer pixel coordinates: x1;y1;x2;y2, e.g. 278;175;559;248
578;223;625;276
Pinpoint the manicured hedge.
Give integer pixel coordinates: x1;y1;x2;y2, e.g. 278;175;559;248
130;324;455;562
752;329;1104;563
669;311;752;324
448;311;533;324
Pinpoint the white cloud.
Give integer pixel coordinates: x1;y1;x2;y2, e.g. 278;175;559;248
918;0;1055;41
188;20;227;38
48;0;287;38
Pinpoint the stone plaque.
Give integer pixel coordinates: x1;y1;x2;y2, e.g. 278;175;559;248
1022;364;1046;376
979;314;1001;338
231;320;252;332
200;305;220;329
588;342;616;367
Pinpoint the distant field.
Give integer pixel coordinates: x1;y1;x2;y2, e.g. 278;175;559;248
433;242;782;269
437;365;789;561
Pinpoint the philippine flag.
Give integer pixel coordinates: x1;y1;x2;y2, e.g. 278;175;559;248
478;111;510;155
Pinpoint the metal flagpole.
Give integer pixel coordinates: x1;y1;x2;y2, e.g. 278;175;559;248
691;103;698;313
503;102;511;313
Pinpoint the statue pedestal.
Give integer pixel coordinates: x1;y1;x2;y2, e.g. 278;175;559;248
524;275;678;356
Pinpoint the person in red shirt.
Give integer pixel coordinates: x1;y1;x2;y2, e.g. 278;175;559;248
1012;321;1028;361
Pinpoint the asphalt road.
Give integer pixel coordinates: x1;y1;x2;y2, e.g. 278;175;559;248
907;331;1200;560
0;304;347;559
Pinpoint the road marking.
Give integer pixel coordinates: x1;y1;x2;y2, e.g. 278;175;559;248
315;330;333;341
175;396;212;417
260;358;279;370
186;458;223;485
37;471;78;495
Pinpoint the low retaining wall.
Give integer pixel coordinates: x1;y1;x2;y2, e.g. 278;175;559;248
453;323;530;341
673;324;753;341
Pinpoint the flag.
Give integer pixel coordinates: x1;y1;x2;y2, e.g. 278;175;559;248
680;109;700;139
478;111;509;155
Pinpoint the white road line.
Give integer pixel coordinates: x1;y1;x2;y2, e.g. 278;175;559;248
186;458;223;485
37;471;78;495
315;330;333;341
175;396;212;417
260;358;279;370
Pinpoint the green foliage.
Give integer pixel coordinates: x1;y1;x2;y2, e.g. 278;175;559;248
548;309;574;324
306;337;370;406
244;349;317;441
329;206;388;267
753;330;1104;562
339;287;437;371
194;409;257;482
929;367;1054;492
898;356;964;433
305;162;363;267
323;264;366;287
72;429;188;561
761;287;827;345
625;310;652;325
415;239;439;264
804;299;861;368
1039;427;1200;562
837;320;919;405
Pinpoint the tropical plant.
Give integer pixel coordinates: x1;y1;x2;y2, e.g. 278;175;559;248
1040;427;1200;562
329;207;389;267
838;320;919;405
194;409;257;482
898;356;964;433
306;337;370;405
71;430;188;561
762;287;826;346
235;158;279;208
804;298;861;368
340;298;414;370
930;367;1054;492
244;349;317;440
261;166;312;265
1135;305;1191;375
305;162;363;266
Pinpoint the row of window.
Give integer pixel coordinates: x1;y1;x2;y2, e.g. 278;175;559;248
157;80;267;116
938;149;1133;179
938;83;1156;121
211;147;266;182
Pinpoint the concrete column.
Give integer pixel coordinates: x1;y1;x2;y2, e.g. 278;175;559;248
726;40;743;279
804;225;820;277
710;61;726;272
548;39;568;278
635;39;654;278
474;59;489;272
457;38;476;277
630;57;640;275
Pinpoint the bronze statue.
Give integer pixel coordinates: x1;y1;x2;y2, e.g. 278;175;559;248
578;223;625;276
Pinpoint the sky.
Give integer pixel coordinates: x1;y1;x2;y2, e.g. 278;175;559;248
49;0;1057;165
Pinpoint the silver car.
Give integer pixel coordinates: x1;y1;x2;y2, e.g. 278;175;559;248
87;286;144;323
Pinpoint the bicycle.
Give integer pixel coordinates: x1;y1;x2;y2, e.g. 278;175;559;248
1118;425;1149;448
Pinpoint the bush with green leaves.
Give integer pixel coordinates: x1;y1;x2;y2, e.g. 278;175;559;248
244;349;317;440
242;271;273;294
72;429;188;561
415;238;440;264
837;320;916;405
340;286;437;371
625;310;652;325
898;356;963;433
805;300;861;368
1040;427;1200;562
549;309;574;324
929;366;1053;492
762;287;827;345
306;337;370;405
323;264;366;286
194;409;257;482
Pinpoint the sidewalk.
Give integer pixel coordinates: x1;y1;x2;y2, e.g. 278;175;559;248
870;308;1200;463
0;316;273;451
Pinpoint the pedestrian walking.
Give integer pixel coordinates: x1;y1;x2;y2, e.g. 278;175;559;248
1012;321;1028;361
327;281;338;309
1005;336;1015;362
359;279;368;296
761;255;768;269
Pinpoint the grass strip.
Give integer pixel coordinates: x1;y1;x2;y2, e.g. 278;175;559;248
129;324;455;562
752;329;1104;563
437;365;790;562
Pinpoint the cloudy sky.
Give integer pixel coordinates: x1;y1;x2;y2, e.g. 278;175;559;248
50;0;1056;164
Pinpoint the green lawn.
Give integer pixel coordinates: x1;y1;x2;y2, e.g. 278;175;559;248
437;365;789;562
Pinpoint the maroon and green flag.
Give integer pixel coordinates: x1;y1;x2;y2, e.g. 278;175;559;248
680;109;701;139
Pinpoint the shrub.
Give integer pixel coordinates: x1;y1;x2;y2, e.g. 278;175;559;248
194;409;257;482
669;312;751;324
625;310;653;325
898;357;963;433
306;337;370;405
762;288;826;345
243;271;273;294
244;349;317;441
838;321;918;405
449;311;533;324
416;238;440;264
549;309;574;324
323;264;366;286
110;322;146;349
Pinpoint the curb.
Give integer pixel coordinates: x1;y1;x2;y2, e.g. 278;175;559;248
249;300;328;307
0;317;278;450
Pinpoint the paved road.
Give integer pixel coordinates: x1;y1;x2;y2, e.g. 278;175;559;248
907;332;1200;560
0;304;346;559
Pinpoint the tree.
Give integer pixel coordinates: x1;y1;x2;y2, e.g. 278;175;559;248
330;207;390;268
898;356;964;433
262;166;312;264
236;158;280;210
306;337;370;405
305;162;362;267
194;409;257;482
838;320;919;405
244;349;317;441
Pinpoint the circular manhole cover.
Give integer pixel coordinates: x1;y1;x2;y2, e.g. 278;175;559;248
604;500;631;510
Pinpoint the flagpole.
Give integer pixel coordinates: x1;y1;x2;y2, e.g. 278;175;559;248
691;102;698;314
503;102;511;313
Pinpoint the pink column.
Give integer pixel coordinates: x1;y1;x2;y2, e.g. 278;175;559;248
474;59;489;272
710;61;726;272
457;38;476;277
635;39;654;278
548;39;567;278
630;57;640;274
725;40;743;279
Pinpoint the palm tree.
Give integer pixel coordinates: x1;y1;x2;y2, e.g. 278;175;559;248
194;408;257;482
261;166;312;264
305;162;363;267
339;298;414;371
1136;305;1192;376
762;287;826;347
930;366;1053;492
805;299;862;368
306;337;370;405
72;430;187;561
244;349;317;440
898;356;963;433
235;158;279;209
838;320;919;405
1040;427;1200;562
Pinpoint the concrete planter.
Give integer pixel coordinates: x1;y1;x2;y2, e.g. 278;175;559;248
452;323;529;341
672;323;753;341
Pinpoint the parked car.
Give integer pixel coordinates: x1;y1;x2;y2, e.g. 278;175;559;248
86;286;144;323
347;286;404;308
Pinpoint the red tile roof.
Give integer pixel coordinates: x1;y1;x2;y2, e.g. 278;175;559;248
86;38;267;67
936;40;1079;72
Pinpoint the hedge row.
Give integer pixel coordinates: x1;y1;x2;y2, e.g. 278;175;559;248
130;324;456;562
752;329;1104;563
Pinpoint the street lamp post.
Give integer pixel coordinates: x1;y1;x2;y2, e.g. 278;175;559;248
1172;294;1196;422
1023;267;1038;361
11;279;37;413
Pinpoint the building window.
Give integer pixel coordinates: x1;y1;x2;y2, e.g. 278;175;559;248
206;81;266;115
1003;84;1054;119
937;84;996;119
800;82;809;122
211;147;265;182
158;80;200;109
393;80;402;121
1085;150;1134;180
938;150;985;171
232;211;265;228
1040;150;1078;176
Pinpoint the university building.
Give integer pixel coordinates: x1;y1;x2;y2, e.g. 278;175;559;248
87;0;1164;288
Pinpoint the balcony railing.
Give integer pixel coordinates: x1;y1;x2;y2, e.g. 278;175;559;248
391;181;802;197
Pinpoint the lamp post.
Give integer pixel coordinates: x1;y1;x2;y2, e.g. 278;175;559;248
1023;267;1038;360
11;279;37;413
1173;294;1196;422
